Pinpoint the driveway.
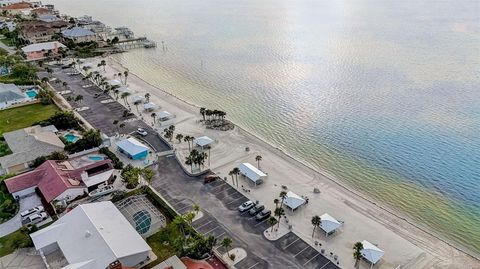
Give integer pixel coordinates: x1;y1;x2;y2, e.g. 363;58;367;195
0;248;44;269
0;195;41;237
151;155;340;269
39;67;171;153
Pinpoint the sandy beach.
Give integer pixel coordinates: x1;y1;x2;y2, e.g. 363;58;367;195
86;56;478;269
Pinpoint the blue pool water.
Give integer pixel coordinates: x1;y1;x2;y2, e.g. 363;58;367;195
25;90;37;98
88;155;104;161
64;133;79;143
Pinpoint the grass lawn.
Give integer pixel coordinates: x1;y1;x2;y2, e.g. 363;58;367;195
0;140;11;157
144;225;179;269
0;103;59;135
0;38;15;47
0;228;32;257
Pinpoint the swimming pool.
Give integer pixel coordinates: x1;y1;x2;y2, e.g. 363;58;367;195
25;89;37;98
64;133;79;143
88;155;104;161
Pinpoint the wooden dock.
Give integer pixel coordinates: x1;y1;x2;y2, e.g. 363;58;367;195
115;37;157;50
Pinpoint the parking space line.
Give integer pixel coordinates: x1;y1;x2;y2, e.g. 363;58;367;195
254;219;268;227
294;245;310;257
211;186;230;195
195;220;213;230
225;196;246;205
283;238;300;249
176;204;192;212
215;232;225;239
170;200;186;207
303;253;320;266
319;261;332;269
247;262;260;269
203;226;219;235
209;182;226;191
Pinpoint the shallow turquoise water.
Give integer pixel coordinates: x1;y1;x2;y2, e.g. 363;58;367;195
46;0;480;254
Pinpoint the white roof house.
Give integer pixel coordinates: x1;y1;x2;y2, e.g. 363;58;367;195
319;213;342;235
21;41;66;53
195;136;213;147
283;191;306;211
239;163;267;185
361;240;385;265
30;201;151;269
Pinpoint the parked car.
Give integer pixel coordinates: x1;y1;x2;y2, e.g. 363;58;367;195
255;209;271;221
136;128;148;136
22;212;48;226
93;93;101;98
249;204;265;216
204;175;219;183
20;206;44;218
238;201;255;212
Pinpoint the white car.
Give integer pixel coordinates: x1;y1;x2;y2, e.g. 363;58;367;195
22;212;48;226
238;201;255;212
136;128;148;136
20;206;44;218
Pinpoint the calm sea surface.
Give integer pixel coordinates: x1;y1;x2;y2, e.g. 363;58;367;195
46;0;480;253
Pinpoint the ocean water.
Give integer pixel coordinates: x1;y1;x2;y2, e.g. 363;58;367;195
46;0;480;254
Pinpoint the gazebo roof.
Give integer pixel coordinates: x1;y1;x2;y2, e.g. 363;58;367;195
143;102;157;110
283;191;305;210
195;136;214;147
319;213;342;234
158;111;171;119
361;240;385;265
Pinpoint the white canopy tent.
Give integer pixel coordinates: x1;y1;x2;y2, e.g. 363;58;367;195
319;213;342;235
283;191;306;211
158;111;172;121
239;163;267;185
132;95;146;104
108;79;122;86
361;240;385;267
143;102;157;111
195;136;214;148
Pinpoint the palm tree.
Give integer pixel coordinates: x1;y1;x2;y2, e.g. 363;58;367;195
185;155;193;172
353;242;364;268
274;207;285;228
176;133;183;144
311;215;321;237
221;237;233;256
192;204;200;215
232;167;240;187
228;170;235;185
279;191;287;209
184;135;191;150
100;59;106;71
75;94;83;104
119;123;125;134
113;120;119;133
40;77;49;85
144;92;150;102
121;92;130;105
62;81;68;89
205;145;211;166
255;155;262;169
274;198;279;209
268;216;277;232
123;70;129;85
151;112;156;123
133;100;142;113
200;107;206;120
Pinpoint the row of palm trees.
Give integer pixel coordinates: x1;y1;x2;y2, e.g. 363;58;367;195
199;107;227;121
163;125;175;142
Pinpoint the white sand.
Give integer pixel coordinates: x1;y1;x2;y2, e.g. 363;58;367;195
85;56;478;269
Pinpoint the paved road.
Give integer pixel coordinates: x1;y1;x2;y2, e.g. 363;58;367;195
152;155;340;269
40;66;171;153
0;195;41;237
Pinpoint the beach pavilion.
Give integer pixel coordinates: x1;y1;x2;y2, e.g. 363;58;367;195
239;163;267;186
132;95;146;104
158;110;172;121
143;102;157;111
283;191;306;211
195;136;214;148
108;79;122;87
361;240;385;267
319;213;342;236
117;137;149;160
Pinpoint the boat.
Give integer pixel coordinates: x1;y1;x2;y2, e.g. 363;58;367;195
88;185;115;197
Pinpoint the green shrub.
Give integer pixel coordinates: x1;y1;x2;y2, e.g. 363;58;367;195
99;147;123;169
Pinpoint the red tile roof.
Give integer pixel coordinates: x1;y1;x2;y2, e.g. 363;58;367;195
0;2;32;10
5;159;113;202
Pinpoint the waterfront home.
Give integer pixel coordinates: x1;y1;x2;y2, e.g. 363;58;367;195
0;0;24;7
0;1;31;15
0;20;16;31
19;20;68;43
21;41;67;61
4;157;114;202
30;7;50;16
117;137;149;160
0;125;64;174
0;83;28;109
30;201;152;269
62;26;96;43
37;14;60;23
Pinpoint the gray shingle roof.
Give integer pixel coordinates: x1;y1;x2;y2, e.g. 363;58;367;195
62;27;95;38
0;83;25;103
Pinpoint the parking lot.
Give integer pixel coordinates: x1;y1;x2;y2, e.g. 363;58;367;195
40;66;171;153
152;155;340;269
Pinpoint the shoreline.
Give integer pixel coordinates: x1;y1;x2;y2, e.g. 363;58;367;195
106;55;479;261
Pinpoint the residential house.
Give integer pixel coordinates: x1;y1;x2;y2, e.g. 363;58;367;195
4;157;114;202
19;20;68;43
0;83;29;109
0;125;64;174
21;41;66;61
30;7;50;16
0;20;16;31
30;201;152;269
62;26;96;43
0;0;23;7
37;14;60;23
0;1;32;15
